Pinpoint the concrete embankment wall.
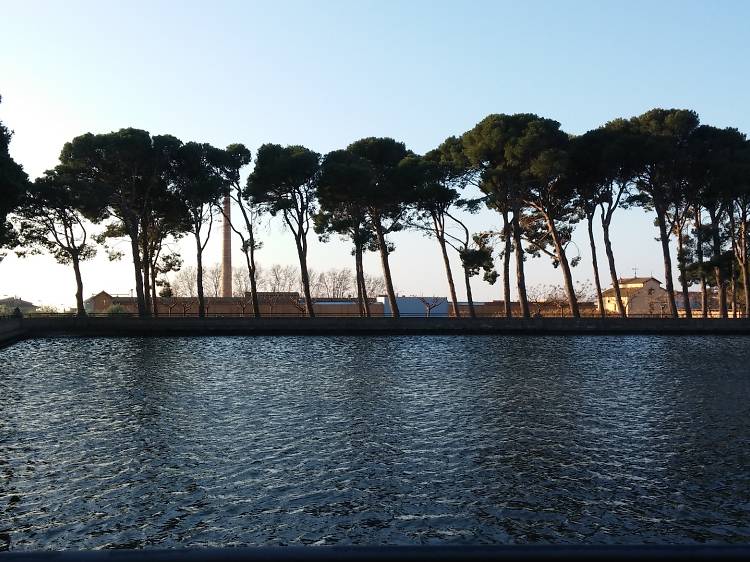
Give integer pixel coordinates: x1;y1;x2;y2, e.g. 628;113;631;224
0;318;26;348
0;316;747;343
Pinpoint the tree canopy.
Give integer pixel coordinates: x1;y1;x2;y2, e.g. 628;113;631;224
0;95;28;253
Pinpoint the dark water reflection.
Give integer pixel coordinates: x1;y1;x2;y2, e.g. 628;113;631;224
1;335;750;549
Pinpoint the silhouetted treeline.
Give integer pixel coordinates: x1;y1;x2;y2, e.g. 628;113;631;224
1;98;748;319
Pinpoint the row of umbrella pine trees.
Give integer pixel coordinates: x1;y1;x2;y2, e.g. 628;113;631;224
1;98;749;319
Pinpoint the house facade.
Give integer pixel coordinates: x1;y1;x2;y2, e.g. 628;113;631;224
600;277;669;316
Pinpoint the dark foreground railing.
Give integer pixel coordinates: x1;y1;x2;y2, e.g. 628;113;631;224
2;545;750;562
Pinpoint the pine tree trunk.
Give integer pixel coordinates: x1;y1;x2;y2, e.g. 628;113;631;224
436;230;460;319
709;210;728;318
240;248;260;318
587;214;604;317
151;269;159;317
295;234;315;318
512;210;530;318
72;254;86;317
695;208;708;317
547;217;580;317
354;242;370;318
374;217;399;318
195;232;206;318
601;214;626;317
463;267;476;318
502;211;512;317
354;250;365;317
233;189;261;318
729;212;738;318
676;222;692;318
244;248;260;318
142;237;151;316
128;223;147;317
731;263;737;318
743;252;750;319
656;209;678;318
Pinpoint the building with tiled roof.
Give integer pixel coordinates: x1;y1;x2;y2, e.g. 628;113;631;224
599;277;669;316
0;297;38;315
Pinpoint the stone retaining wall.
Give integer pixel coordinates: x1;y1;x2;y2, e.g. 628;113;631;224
0;318;26;348
0;316;747;342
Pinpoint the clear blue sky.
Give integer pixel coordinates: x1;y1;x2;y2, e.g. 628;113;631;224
2;0;749;307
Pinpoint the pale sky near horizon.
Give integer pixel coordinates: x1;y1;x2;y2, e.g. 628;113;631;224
1;0;749;309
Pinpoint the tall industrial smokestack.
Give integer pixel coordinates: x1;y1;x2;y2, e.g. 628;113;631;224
221;194;232;297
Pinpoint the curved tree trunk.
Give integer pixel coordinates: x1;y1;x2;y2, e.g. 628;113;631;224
502;212;512;317
511;210;530;318
295;235;315;318
374;217;399;318
72;254;86;317
246;249;260;318
436;231;460;319
240;251;254;315
601;214;626;317
232;190;261;318
655;209;678;318
547;217;580;318
587;214;604;317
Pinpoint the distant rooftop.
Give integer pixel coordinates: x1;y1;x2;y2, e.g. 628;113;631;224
618;276;662;285
0;297;37;308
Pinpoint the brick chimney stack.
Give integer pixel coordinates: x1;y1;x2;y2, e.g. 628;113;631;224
222;194;232;297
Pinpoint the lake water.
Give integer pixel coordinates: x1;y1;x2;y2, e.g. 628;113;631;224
1;335;750;550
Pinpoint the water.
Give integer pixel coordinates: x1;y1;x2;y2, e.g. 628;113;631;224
1;335;750;550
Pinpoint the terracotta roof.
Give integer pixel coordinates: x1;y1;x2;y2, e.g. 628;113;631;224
618;276;662;285
602;287;644;298
0;297;37;308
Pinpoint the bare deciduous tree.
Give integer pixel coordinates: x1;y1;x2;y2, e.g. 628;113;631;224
172;266;197;297
364;274;387;298
416;296;446;317
267;264;299;294
318;268;354;299
528;281;595;316
204;263;222;297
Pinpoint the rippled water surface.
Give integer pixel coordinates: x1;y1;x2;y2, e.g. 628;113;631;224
1;335;750;549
